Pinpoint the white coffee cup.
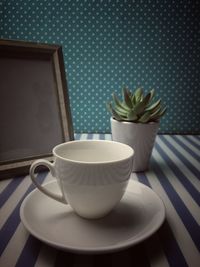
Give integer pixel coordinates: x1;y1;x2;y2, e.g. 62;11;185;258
30;140;134;219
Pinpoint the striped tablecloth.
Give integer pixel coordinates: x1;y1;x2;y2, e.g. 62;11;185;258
0;134;199;267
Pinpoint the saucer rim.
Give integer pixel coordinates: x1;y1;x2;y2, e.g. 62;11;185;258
20;180;165;254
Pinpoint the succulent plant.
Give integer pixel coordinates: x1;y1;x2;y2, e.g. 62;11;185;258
107;87;166;123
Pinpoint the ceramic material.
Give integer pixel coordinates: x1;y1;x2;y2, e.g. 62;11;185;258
30;140;134;219
111;117;159;172
20;180;165;254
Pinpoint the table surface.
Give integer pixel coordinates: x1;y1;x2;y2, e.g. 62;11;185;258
0;134;199;267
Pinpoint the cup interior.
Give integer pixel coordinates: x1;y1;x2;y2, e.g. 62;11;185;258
53;140;134;163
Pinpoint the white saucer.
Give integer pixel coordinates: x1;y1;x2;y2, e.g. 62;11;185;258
20;180;165;254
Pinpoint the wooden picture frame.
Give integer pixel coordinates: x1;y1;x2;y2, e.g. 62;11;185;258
0;39;74;179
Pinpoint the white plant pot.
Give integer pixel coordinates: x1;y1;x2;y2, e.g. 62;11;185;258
111;117;159;172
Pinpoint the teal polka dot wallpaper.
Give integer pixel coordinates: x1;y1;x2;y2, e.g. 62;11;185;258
1;0;199;133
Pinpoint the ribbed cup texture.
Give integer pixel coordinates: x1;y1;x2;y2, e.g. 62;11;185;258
55;158;133;186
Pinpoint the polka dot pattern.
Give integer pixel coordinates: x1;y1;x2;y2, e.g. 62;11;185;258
1;0;199;133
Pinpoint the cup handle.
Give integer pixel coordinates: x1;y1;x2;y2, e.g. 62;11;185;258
30;159;67;204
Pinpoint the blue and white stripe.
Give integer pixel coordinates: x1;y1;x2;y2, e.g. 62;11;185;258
0;134;199;267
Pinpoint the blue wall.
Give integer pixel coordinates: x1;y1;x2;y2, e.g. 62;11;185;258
1;0;199;133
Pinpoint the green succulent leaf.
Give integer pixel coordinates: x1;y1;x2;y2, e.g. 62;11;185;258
112;93;130;112
157;106;167;118
112;93;121;106
134;88;143;102
134;101;146;115
134;92;152;115
138;111;151;123
106;103;123;121
127;110;138;121
146;98;161;113
150;106;167;121
107;87;166;123
150;106;162;117
143;91;153;106
114;105;129;116
123;87;133;109
131;94;136;105
149;89;155;103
